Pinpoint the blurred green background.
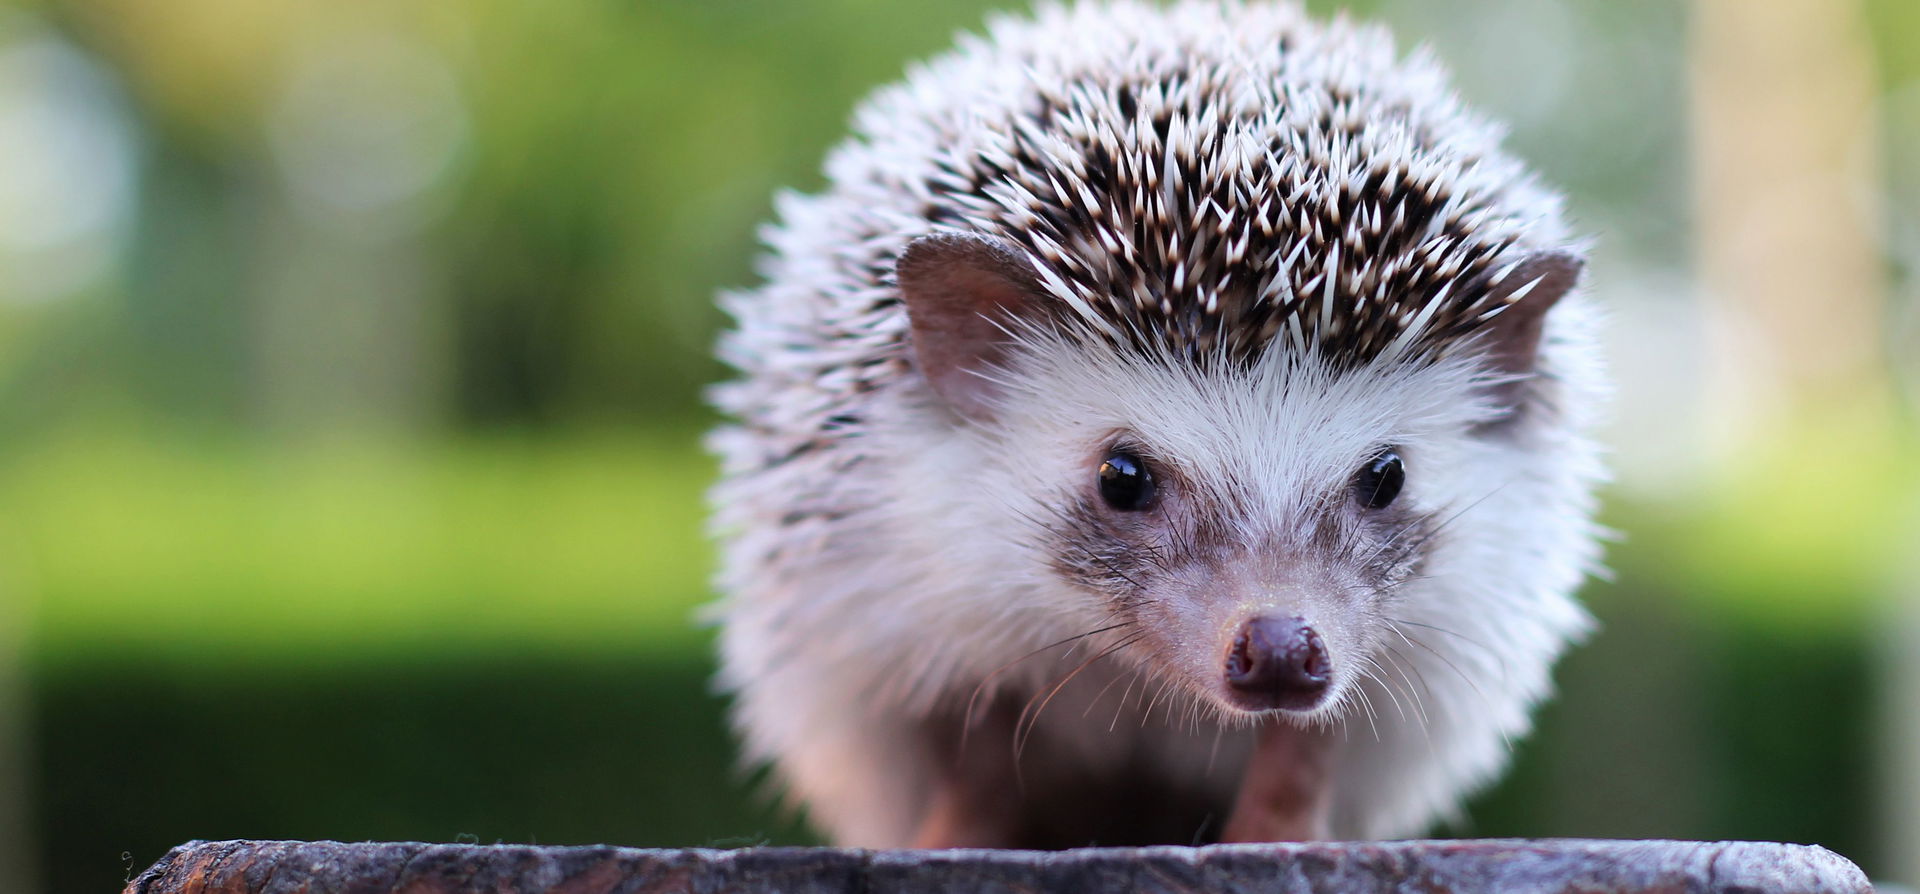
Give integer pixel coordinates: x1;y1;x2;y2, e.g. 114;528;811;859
0;1;1915;892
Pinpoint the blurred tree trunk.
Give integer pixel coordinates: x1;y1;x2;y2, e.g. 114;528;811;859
250;202;454;440
1689;0;1888;435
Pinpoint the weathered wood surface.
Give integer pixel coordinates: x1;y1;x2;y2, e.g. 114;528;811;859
124;838;1871;894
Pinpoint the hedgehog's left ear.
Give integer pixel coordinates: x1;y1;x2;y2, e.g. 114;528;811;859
896;232;1052;422
1478;250;1583;420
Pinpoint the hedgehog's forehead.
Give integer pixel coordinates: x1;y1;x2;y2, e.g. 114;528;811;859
922;72;1544;366
1004;332;1490;510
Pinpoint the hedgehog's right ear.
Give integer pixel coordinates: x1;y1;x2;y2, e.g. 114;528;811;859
896;233;1051;421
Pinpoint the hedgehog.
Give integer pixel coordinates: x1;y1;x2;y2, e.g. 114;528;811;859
707;0;1607;847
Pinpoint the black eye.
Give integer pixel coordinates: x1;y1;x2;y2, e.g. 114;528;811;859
1355;449;1405;509
1098;452;1156;511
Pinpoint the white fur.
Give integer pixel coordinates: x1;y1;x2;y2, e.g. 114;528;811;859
709;0;1607;845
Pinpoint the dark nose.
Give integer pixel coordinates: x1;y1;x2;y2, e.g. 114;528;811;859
1224;615;1331;711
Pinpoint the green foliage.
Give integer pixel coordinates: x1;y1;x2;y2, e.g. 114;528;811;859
9;429;718;667
37;654;814;894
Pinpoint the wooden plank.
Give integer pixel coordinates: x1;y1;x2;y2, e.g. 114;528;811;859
124;838;1872;894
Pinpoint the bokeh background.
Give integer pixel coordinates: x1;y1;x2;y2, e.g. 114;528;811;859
0;0;1914;891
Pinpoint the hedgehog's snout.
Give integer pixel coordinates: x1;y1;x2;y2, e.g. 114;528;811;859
1222;615;1332;713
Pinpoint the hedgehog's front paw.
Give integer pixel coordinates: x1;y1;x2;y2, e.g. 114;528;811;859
1221;722;1335;843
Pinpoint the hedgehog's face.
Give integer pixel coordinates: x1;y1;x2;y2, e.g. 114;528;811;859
895;232;1581;725
1057;436;1417;719
980;340;1500;725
